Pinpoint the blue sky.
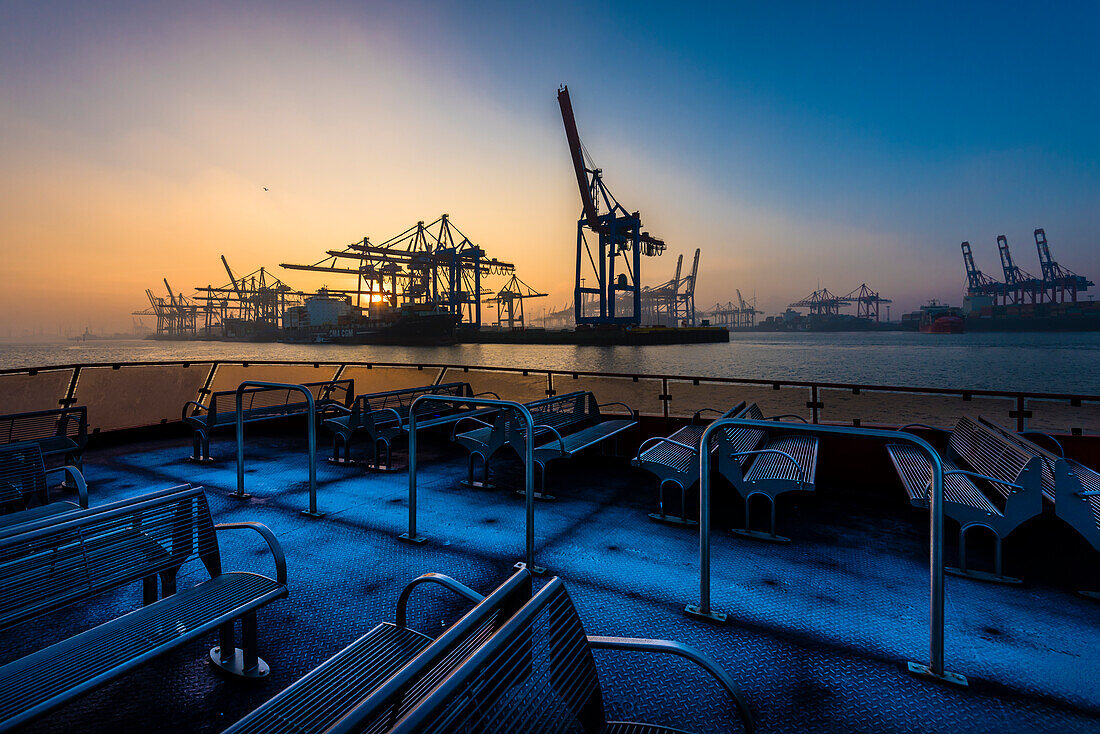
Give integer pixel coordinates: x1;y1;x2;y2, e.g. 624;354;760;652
1;1;1097;329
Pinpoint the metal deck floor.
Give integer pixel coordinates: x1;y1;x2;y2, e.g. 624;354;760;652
3;432;1098;733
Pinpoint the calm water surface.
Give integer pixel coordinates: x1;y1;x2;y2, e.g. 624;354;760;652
2;332;1098;394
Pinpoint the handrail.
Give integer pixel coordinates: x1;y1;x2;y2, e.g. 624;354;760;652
597;401;635;416
942;468;1025;491
404;394;542;572
766;413;808;423
529;424;567;455
44;466;88;508
395;572;485;628
587;635;755;733
691;418;966;687
215;521;288;585
449;414;495;440
727;448;807;487
235;381;321;518
1019;430;1066;458
634;436;698;460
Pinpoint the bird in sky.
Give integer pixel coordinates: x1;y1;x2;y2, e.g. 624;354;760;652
263;187;269;191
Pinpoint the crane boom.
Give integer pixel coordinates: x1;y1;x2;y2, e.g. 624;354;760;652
557;85;600;228
221;255;246;302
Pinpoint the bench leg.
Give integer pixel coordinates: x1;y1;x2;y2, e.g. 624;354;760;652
731;494;790;544
188;432;215;464
460;453;495;490
160;569;177;597
210;614;270;680
143;576;158;606
946;527;1022;585
648;481;697;527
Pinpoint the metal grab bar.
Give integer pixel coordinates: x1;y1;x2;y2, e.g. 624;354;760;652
598;401;636;416
449;415;495;441
1019;430;1066;458
691;419;966;687
528;424;567;455
235;381;321;518
633;436;698;460
587;635;755;733
181;400;208;421
727;448;807;488
395;572;485;628
44;466;88;508
404;395;543;573
942;468;1024;491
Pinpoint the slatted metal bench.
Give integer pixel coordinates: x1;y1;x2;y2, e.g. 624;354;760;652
452;391;585;491
0;407;87;472
887;416;1042;583
716;403;818;543
387;575;755;734
224;567;534;734
0;485;288;731
323;382;497;470
502;391;637;500
184;379;354;462
977;416;1100;597
0;442;87;531
631;401;748;526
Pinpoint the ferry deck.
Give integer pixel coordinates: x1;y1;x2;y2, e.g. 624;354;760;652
1;360;1098;733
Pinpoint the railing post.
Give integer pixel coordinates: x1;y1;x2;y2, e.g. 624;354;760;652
685;418;966;687
398;394;543;573
234;381;322;518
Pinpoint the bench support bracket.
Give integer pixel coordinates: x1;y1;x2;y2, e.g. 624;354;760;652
906;661;968;688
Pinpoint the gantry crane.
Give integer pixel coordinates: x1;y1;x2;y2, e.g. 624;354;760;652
281;215;513;329
1034;228;1093;303
485;275;547;330
961;241;1003;302
997;235;1044;305
558;85;665;326
841;283;892;322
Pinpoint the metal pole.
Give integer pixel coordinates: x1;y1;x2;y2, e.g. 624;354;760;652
685;418;966;687
233;381;322;518
398;394;542;572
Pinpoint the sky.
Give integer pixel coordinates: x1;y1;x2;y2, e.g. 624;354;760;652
1;0;1098;334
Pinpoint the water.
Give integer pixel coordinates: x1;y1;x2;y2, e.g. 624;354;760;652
2;331;1098;394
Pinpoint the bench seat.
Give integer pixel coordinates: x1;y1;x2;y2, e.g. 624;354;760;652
743;435;819;485
716;404;818;543
0;570;283;729
536;418;635;458
225;622;431;734
887;444;1000;516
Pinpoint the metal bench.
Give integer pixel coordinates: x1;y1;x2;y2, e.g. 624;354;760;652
631;401;748;526
977;416;1100;597
716;403;817;543
0;407;87;472
452;391;585;491
183;379;353;462
887;416;1042;583
0;442;87;530
502;391;636;500
0;485;288;730
388;575;755;734
225;567;534;734
323;382;497;470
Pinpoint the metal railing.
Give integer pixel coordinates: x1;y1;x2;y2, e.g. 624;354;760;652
234;381;321;518
1;358;1098;436
689;418;967;687
401;394;543;573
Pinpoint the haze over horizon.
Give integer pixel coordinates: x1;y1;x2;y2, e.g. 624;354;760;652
2;1;1098;335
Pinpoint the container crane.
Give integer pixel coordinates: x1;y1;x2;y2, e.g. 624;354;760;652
997;235;1043;305
1034;228;1093;303
558;85;665;326
961;241;1002;300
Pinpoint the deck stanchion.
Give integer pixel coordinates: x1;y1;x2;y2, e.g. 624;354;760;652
400;394;544;573
235;381;322;518
686;419;967;687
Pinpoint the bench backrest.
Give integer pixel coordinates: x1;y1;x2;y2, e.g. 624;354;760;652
976;416;1058;499
500;392;589;449
0;485;218;630
354;382;473;425
0;407;87;450
327;568;534;734
390;577;604;734
208;379;354;425
950;416;1034;492
0;443;46;509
